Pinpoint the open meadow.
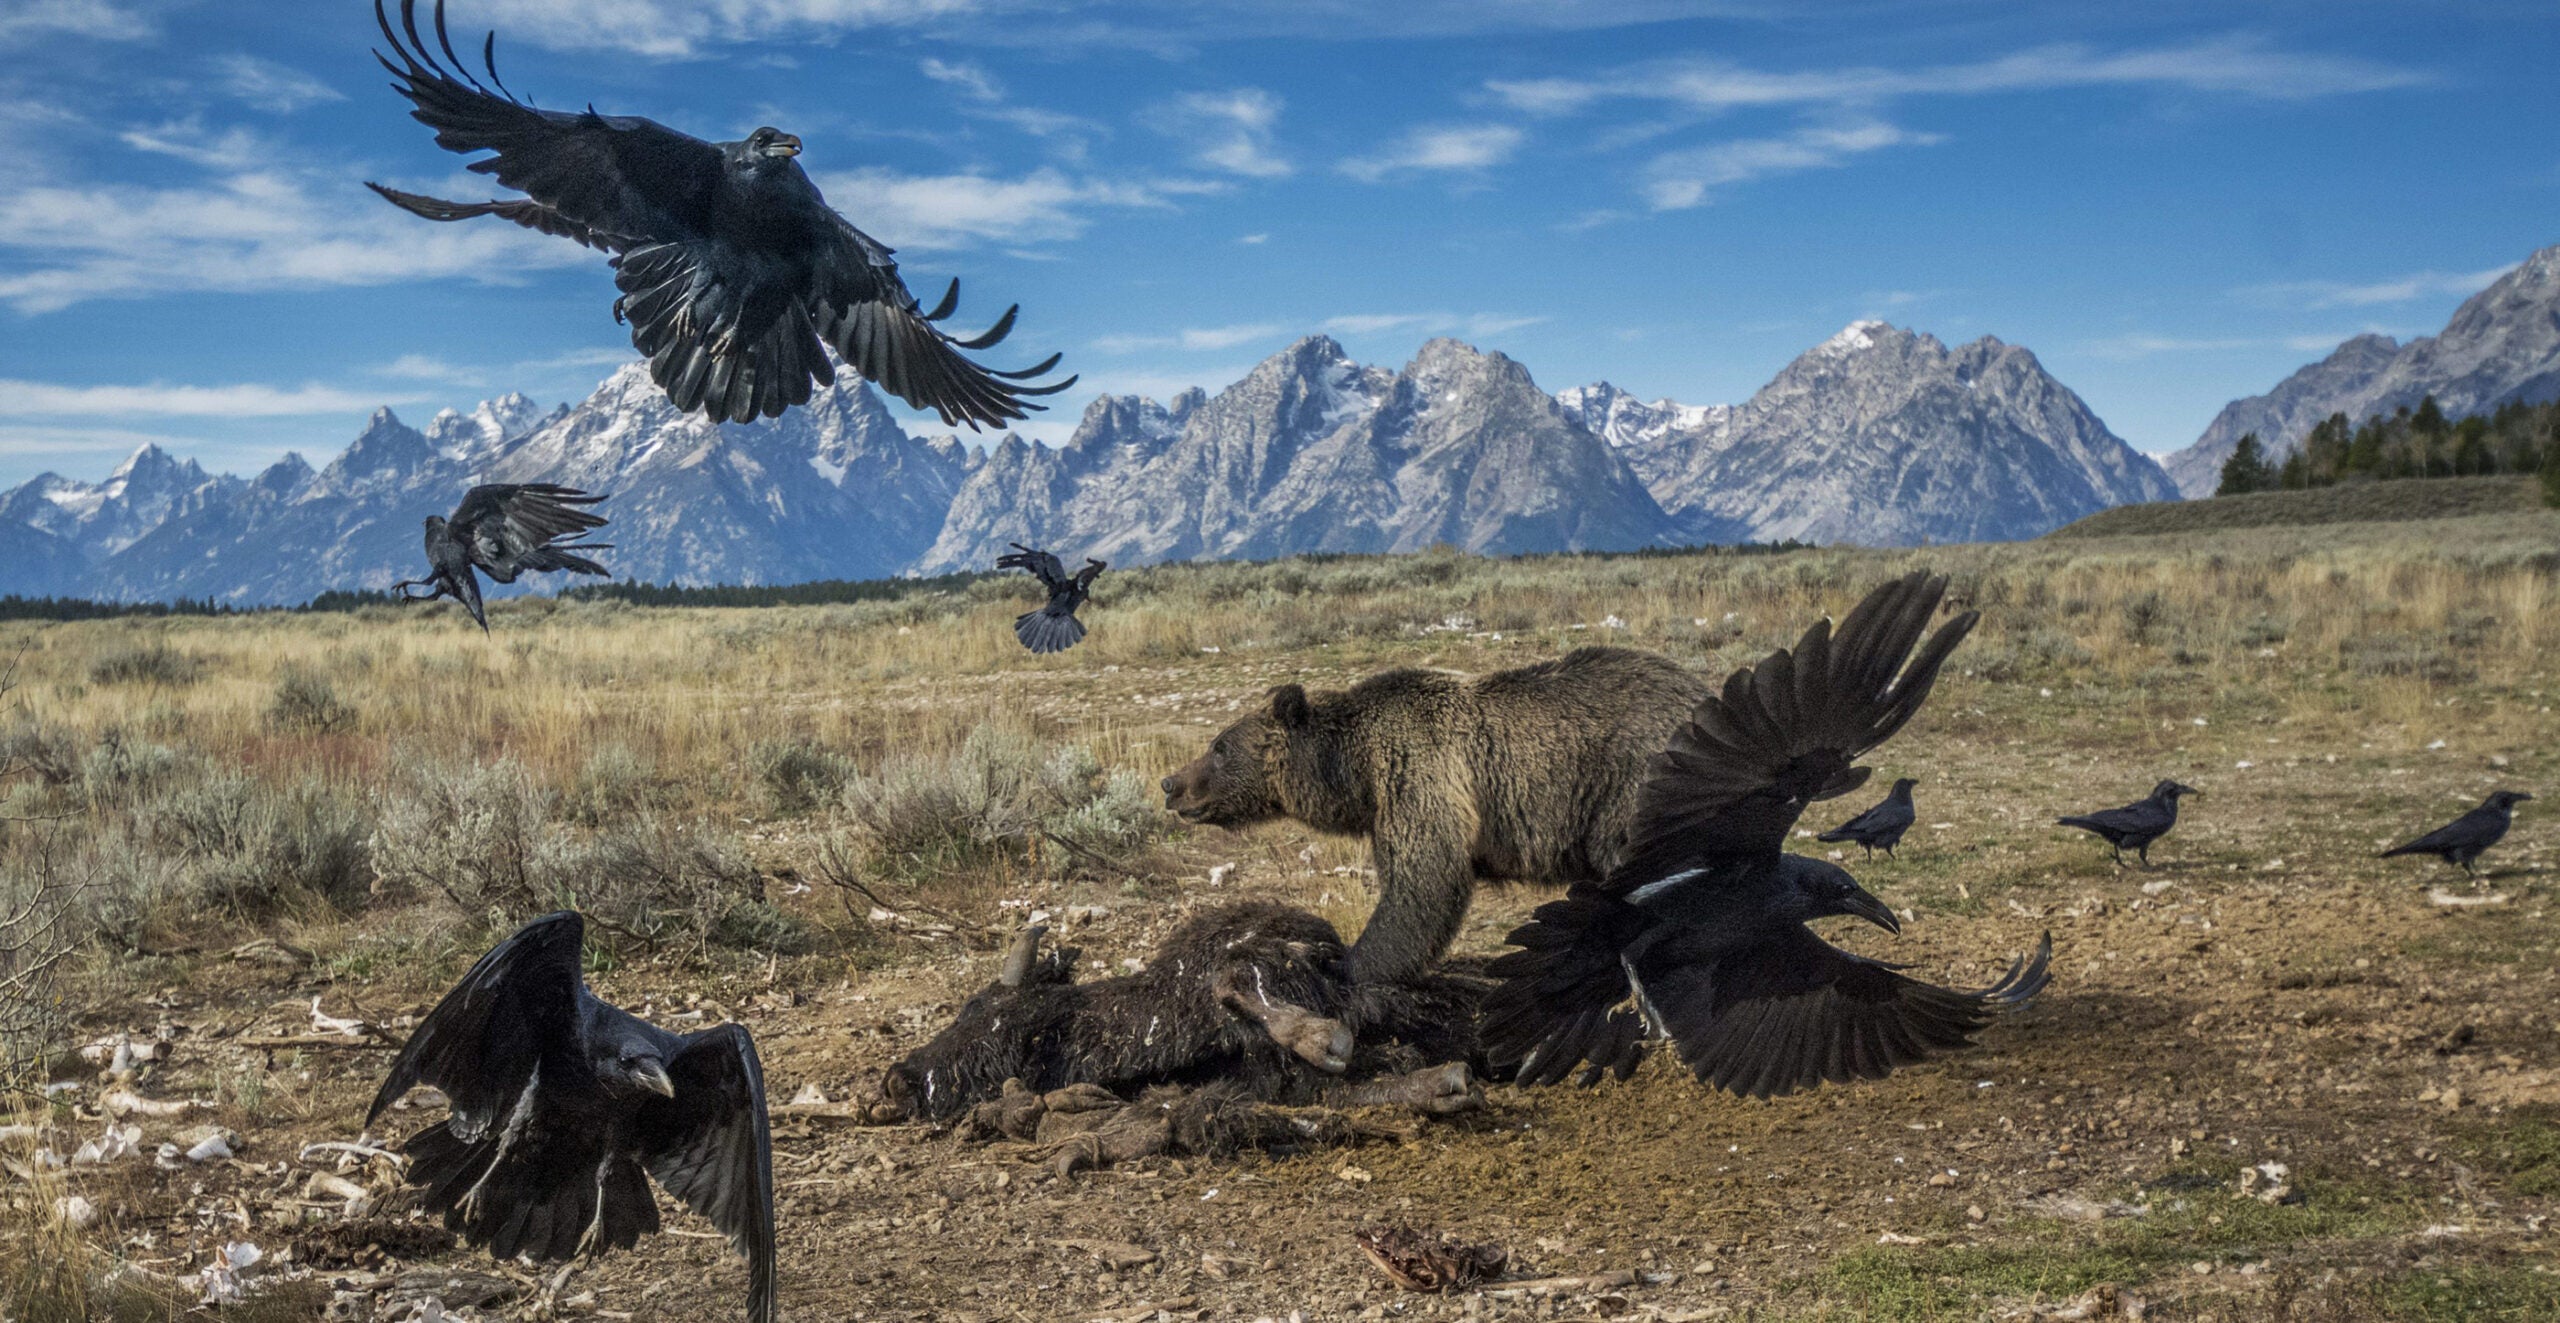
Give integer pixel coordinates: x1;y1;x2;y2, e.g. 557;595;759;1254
7;499;2560;1322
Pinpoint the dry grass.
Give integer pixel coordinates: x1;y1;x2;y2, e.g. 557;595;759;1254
4;510;2559;1315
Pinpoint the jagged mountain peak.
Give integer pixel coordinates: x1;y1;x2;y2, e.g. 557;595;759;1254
2162;240;2560;496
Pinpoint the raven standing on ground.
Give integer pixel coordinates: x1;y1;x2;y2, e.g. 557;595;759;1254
1818;777;1918;858
2056;780;2199;869
368;913;776;1323
391;483;611;632
366;0;1074;427
996;543;1104;654
1481;572;2050;1097
2381;790;2532;877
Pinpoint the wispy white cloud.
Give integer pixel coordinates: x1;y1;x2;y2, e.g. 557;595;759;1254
117;119;270;170
1237;232;1269;245
818;166;1204;250
1488;37;2429;116
1339;124;1523;183
0;378;404;417
920;57;1003;102
0;166;591;313
0;424;204;459
919;56;1101;148
460;0;977;58
1091;323;1286;353
2237;264;2516;309
1094;311;1546;354
215;54;344;113
0;0;150;45
1643;118;1939;210
1149;89;1292;179
2077;330;2391;360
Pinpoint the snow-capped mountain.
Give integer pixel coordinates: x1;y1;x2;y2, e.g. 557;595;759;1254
1553;382;1735;492
2163;243;2560;497
0;443;232;561
918;336;1679;572
3;323;2186;604
1569;321;2177;545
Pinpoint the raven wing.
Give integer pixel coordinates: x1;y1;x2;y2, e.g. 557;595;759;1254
372;0;720;245
996;544;1070;590
1640;924;2050;1098
367;183;625;252
369;910;584;1133
637;1024;777;1323
1072;558;1107;592
800;218;1080;430
2383;806;2502;857
447;484;611;583
1608;572;1978;890
2057;801;2160;836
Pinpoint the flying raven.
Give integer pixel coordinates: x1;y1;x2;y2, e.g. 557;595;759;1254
2056;780;2199;868
368;912;775;1323
1480;572;2050;1097
1817;777;1918;858
366;0;1074;428
2381;790;2531;877
391;483;611;631
996;543;1104;654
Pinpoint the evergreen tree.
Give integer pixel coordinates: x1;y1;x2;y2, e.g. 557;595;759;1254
2543;430;2560;510
2216;433;2274;495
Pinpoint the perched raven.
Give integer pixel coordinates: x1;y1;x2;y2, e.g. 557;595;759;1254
368;912;775;1323
366;0;1073;428
391;483;610;631
1480;572;2050;1097
2381;790;2532;877
1818;777;1918;858
996;543;1104;654
2056;780;2199;868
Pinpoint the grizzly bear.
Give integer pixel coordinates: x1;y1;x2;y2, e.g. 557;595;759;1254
1159;646;1707;982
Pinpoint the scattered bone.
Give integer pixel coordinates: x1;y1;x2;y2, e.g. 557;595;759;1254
2430;889;2510;908
191;1241;264;1306
1355;1226;1509;1292
55;1194;97;1228
72;1122;142;1165
310;997;368;1036
299;1139;404;1169
2239;1161;2296;1205
788;1082;829;1106
1057;1239;1159;1271
100;1088;210;1118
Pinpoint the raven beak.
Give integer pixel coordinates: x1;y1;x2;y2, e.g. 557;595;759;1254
768;135;802;158
630;1057;677;1098
1842;888;1901;935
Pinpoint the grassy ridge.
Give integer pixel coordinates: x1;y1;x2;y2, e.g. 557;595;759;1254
2049;475;2550;539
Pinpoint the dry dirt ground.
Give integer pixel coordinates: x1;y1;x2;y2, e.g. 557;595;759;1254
24;564;2560;1322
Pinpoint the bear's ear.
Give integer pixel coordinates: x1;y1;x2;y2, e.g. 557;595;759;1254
1269;683;1312;730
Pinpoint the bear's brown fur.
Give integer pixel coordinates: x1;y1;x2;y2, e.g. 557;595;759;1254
1160;646;1707;982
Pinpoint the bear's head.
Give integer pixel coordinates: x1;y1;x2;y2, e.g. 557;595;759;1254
1160;683;1317;827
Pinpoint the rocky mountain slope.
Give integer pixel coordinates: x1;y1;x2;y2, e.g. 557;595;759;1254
1567;322;2177;545
2163;244;2560;497
919;337;1677;572
4;323;2187;603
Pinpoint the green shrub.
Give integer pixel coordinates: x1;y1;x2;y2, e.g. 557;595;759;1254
87;643;204;688
750;737;857;814
267;668;355;734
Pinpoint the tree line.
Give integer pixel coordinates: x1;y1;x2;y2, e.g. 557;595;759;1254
2216;395;2560;505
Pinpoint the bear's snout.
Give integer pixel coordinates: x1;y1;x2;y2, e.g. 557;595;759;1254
1161;756;1215;821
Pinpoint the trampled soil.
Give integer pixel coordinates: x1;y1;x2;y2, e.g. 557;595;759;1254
30;649;2560;1321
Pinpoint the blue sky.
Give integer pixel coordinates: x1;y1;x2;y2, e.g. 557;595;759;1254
1;0;2554;490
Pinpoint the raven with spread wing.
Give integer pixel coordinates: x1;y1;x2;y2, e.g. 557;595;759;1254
996;542;1104;654
392;482;611;631
1481;572;2049;1096
2381;790;2531;877
366;0;1074;427
368;913;776;1323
